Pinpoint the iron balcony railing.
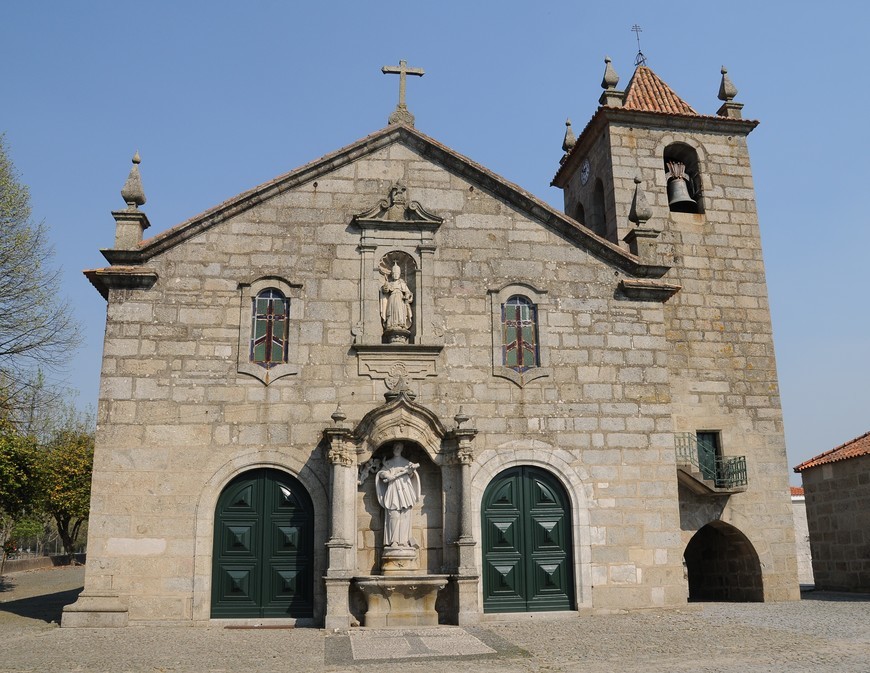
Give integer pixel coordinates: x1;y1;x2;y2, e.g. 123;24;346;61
674;433;748;489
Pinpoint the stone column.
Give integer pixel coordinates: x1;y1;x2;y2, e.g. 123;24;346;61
451;424;480;625
416;243;436;342
357;243;377;344
323;418;356;630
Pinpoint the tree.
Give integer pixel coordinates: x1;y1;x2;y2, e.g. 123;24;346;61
0;419;38;573
0;135;80;419
35;427;93;564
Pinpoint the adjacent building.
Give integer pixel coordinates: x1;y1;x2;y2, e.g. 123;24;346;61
795;432;870;592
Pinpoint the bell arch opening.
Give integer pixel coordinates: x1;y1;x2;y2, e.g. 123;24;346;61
683;521;763;602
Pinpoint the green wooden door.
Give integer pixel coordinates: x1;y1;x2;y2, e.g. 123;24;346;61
211;468;314;618
482;466;574;612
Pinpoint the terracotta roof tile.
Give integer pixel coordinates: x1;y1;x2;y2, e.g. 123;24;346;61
623;66;698;116
790;486;804;497
794;431;870;472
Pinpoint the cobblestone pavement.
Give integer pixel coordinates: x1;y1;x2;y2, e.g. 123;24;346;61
1;567;868;672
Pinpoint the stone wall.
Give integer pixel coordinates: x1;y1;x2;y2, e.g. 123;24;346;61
81;137;691;623
802;455;870;592
791;495;814;585
561;117;798;602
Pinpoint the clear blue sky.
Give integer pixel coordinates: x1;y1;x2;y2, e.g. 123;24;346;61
2;2;867;482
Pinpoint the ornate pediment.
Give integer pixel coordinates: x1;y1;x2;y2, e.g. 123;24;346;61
352;379;448;463
353;181;443;231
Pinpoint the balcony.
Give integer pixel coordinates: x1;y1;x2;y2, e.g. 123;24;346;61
674;432;748;495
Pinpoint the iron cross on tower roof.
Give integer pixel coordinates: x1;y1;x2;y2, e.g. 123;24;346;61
382;59;425;127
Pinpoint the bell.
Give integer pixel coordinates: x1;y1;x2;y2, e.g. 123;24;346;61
667;177;697;213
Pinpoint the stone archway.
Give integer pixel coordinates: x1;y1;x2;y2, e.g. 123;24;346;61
684;521;763;602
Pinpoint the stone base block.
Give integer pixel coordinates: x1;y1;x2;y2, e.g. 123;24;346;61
355;575;448;627
61;593;129;628
323;577;352;630
453;575;481;625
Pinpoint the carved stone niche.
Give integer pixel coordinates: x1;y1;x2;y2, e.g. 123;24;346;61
351;181;443;383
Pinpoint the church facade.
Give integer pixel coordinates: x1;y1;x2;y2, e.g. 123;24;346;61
63;59;799;627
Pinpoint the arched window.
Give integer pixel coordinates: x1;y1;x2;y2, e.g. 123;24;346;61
237;277;301;385
250;289;289;368
502;296;540;373
489;283;551;387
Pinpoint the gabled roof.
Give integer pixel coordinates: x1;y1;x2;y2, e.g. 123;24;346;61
623;66;698;115
93;124;671;282
794;431;870;472
553;65;756;188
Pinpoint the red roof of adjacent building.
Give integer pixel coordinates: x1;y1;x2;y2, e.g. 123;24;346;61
790;486;804;497
794;431;870;472
622;66;698;116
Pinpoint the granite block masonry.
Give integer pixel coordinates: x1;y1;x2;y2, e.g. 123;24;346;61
65;58;798;628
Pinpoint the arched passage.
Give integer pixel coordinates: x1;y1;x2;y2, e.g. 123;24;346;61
211;468;315;618
684;522;763;602
481;466;575;612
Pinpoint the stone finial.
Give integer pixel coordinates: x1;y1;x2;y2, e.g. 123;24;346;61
120;151;146;210
718;66;738;102
601;56;619;90
716;66;744;119
454;407;470;429
628;175;653;226
561;119;576;153
331;404;347;427
599;57;626;108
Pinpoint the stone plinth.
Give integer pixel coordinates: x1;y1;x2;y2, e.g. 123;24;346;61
381;546;419;575
355;575;448;627
61;593;129;628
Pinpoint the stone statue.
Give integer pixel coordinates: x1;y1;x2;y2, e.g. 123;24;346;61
379;262;414;338
375;443;421;549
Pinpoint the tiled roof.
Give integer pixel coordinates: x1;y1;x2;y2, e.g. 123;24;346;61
623;66;698;116
790;486;804;497
794;431;870;472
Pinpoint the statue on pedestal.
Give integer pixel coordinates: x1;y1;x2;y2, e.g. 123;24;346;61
379;261;413;343
375;443;421;557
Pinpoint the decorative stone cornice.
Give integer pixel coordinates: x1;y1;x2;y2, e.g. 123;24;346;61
83;266;158;300
617;278;681;302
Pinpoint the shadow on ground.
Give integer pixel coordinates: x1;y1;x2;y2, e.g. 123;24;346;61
0;586;83;623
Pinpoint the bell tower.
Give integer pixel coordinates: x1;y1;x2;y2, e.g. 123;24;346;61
554;58;799;601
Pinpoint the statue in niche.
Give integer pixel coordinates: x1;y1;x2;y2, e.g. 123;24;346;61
379;258;414;343
375;442;421;550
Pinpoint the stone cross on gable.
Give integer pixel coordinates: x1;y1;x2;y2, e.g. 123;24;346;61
382;59;424;127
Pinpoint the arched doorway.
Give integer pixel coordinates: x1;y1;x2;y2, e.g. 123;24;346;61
211;468;314;618
684;522;763;602
481;466;574;612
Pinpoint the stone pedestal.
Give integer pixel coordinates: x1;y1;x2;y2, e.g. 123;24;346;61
381;546;420;575
355;575;448;627
324;577;352;630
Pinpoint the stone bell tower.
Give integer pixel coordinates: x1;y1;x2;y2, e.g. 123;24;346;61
553;58;800;602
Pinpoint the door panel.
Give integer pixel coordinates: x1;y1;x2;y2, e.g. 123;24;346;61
212;469;313;618
482;466;574;612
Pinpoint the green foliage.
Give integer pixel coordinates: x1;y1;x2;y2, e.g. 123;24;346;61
36;428;94;563
0;419;38;572
0;419;38;519
0;135;80;419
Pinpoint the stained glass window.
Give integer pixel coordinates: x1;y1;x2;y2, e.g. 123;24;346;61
250;289;289;369
502;295;539;373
